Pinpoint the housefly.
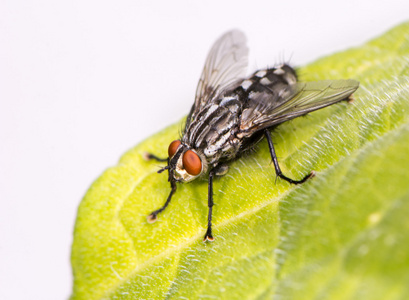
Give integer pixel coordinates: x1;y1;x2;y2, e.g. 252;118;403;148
145;30;359;242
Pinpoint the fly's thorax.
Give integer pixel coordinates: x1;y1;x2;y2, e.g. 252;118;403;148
168;141;208;183
183;97;244;165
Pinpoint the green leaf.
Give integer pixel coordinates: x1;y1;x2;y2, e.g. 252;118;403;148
71;22;409;299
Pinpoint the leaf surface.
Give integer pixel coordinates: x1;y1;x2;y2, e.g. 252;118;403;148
71;22;409;299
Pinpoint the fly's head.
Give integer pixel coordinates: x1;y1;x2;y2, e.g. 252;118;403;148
163;140;207;183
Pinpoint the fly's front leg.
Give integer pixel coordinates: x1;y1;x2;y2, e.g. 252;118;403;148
147;177;177;223
143;152;168;174
143;152;168;162
204;164;228;242
264;129;315;184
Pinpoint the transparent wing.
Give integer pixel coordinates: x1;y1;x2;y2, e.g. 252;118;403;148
239;79;359;136
187;30;249;125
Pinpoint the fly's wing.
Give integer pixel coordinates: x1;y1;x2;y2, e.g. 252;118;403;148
186;30;249;126
239;79;359;136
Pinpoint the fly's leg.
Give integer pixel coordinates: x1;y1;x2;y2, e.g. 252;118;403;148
143;152;168;162
143;152;168;173
264;129;315;184
147;178;177;223
203;164;228;242
204;169;215;242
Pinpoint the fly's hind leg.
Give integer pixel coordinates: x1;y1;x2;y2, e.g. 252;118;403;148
264;129;315;184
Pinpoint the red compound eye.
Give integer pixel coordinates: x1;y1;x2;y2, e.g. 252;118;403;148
182;150;202;176
168;140;181;158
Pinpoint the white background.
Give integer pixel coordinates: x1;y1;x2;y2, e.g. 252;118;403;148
1;1;408;299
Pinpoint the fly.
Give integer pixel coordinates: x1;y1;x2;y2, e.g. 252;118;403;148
145;30;359;242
